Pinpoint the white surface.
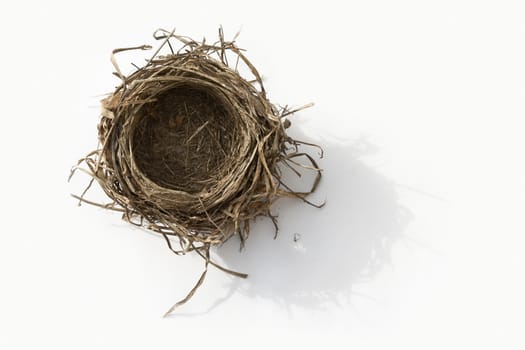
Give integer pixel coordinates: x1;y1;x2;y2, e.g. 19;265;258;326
1;1;524;349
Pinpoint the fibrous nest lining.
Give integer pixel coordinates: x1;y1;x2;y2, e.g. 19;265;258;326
70;28;322;315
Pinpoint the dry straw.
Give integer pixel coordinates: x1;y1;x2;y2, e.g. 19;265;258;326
70;27;323;316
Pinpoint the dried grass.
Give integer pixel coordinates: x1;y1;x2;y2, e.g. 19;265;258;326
70;28;323;316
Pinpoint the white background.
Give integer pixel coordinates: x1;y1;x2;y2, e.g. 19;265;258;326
1;0;524;349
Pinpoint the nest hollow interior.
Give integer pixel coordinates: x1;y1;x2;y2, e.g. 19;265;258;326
132;85;238;194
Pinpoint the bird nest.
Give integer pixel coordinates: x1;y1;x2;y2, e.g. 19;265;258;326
70;28;322;315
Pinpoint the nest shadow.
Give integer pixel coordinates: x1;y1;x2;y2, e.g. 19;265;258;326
212;129;413;312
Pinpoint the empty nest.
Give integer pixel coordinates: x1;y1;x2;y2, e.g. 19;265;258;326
70;28;323;315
